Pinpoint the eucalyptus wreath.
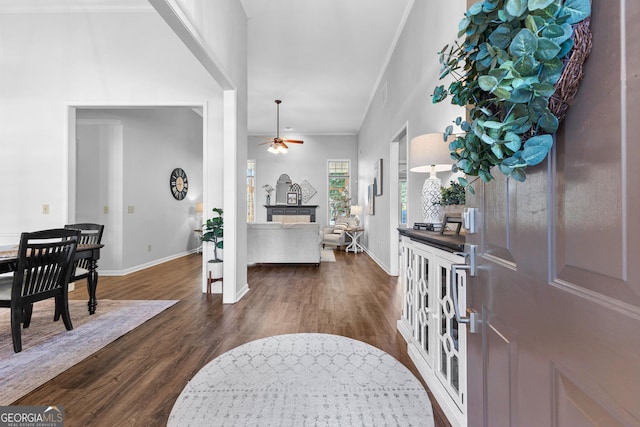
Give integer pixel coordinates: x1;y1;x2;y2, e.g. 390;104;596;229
432;0;591;190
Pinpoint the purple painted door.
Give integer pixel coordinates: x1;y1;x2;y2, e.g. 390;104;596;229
463;2;640;425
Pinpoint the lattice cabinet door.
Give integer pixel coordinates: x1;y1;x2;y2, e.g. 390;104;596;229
434;253;467;414
398;237;416;339
412;244;435;368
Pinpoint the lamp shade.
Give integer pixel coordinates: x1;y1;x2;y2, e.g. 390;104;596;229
409;133;455;173
196;202;204;214
350;205;362;216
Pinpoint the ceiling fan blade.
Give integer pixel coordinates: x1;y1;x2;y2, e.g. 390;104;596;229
280;141;289;149
284;139;304;144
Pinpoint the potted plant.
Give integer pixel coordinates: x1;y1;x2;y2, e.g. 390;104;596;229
438;181;466;206
201;207;223;279
437;181;466;216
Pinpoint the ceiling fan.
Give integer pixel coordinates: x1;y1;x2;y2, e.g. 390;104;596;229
260;99;303;154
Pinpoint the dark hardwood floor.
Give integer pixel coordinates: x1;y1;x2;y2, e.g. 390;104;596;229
14;251;452;427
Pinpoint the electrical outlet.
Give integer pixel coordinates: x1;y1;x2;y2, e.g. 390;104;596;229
42;204;49;214
147;244;152;252
128;206;135;214
103;206;109;214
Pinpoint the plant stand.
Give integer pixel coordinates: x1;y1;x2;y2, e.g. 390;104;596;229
207;273;223;295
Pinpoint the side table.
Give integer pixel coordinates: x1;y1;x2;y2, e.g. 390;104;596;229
345;227;365;253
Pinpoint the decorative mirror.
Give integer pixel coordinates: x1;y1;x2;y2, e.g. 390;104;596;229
275;174;292;205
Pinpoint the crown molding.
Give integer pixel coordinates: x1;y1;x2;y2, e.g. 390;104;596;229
0;0;153;13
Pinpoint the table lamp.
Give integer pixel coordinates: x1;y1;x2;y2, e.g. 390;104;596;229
409;133;454;224
350;205;363;226
196;202;204;227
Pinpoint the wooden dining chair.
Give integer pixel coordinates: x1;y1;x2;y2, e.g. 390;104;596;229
64;223;104;284
0;228;80;353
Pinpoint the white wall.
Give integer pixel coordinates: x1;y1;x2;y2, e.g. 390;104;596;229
356;0;466;272
76;108;203;274
0;11;223;246
160;0;249;301
248;134;358;229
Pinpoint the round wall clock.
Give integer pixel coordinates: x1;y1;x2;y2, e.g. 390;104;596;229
170;168;188;200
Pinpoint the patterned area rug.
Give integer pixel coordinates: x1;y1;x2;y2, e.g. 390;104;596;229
168;333;434;427
0;299;177;405
320;249;336;262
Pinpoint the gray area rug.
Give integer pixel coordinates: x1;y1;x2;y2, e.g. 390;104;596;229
320;249;336;262
0;299;177;405
169;333;434;427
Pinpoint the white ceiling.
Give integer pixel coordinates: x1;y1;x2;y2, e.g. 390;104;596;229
242;0;413;136
0;0;414;137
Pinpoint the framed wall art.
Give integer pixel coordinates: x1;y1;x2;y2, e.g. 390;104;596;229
374;159;383;196
368;184;375;215
287;192;299;205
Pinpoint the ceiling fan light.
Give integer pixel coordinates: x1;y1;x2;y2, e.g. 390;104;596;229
277;145;288;153
268;145;279;154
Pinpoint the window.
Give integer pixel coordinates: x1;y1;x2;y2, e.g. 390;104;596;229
399;179;407;225
247;160;256;223
328;160;350;224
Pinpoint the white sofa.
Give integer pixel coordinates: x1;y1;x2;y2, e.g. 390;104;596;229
247;222;321;265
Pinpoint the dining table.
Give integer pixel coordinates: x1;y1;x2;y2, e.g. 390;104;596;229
0;243;104;315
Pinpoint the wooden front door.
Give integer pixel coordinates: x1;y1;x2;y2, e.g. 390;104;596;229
464;2;640;426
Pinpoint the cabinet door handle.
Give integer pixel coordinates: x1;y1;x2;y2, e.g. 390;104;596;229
450;264;480;334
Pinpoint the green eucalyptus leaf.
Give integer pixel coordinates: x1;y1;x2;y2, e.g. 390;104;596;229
488;25;513;49
467;2;484;16
483;120;505;130
445;125;453;137
535;37;561;61
432;85;448;103
525;15;538;33
510;168;527;182
510;87;533;103
478;75;499;91
538;110;559;133
491;143;505;159
458;176;469;188
504;132;522;151
481;133;497;144
493;86;512;100
506;0;527;17
514;54;539;76
459;17;471;33
558;38;574;58
543;23;572;45
543;1;562;18
498;9;511;22
502;154;527;169
561;0;591;24
483;0;500;12
532;82;555;97
522;134;553;165
539;57;563;84
528;0;555;11
510;28;538;57
458;159;472;173
479;169;494;182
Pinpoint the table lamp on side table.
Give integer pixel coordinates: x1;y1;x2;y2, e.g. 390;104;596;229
409;133;454;226
350;205;362;227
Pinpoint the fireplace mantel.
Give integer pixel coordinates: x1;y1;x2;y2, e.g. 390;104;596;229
265;205;318;222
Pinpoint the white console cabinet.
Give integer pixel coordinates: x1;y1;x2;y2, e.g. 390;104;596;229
397;234;468;427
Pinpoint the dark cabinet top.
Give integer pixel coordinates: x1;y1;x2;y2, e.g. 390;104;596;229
398;228;465;253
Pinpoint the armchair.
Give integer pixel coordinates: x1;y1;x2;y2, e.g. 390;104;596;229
321;217;357;250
